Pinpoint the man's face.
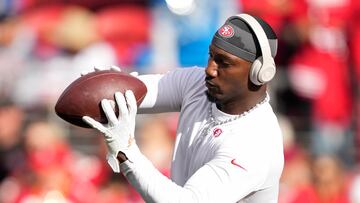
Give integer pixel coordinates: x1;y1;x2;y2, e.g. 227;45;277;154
205;44;252;105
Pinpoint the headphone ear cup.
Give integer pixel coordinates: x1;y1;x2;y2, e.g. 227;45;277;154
249;58;263;86
249;57;276;85
258;62;276;84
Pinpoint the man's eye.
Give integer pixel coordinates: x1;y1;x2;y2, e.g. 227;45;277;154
215;58;230;67
220;62;230;67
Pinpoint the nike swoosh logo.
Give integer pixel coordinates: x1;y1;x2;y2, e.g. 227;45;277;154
231;159;247;171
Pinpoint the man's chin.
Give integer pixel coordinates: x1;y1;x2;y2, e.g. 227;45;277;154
205;90;217;102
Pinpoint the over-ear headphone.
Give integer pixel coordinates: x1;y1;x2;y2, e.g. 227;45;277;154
236;14;276;86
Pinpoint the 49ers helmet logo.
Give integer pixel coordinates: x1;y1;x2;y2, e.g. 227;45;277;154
218;25;234;38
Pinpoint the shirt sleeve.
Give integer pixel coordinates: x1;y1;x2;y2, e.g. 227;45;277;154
137;67;205;114
120;143;269;203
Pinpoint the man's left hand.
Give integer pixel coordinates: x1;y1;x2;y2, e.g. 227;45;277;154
82;90;137;173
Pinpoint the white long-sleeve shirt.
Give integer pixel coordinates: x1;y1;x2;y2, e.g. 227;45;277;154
119;67;284;203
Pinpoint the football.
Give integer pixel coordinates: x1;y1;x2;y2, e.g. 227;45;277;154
55;70;147;128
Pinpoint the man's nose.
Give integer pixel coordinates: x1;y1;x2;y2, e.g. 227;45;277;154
205;60;218;78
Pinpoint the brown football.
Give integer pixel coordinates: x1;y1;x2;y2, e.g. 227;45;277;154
55;70;147;128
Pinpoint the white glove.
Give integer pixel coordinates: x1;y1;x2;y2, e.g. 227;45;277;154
81;65;139;77
82;90;137;173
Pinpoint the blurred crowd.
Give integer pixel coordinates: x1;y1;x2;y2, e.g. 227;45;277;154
1;0;360;202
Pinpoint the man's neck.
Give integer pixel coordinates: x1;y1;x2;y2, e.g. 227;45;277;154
217;91;267;115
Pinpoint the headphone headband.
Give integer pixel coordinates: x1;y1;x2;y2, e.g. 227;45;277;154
234;14;273;65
